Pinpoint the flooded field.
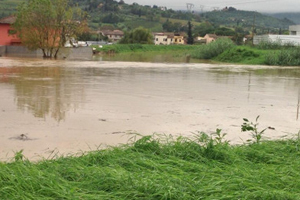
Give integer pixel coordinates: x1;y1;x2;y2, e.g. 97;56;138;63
0;57;300;161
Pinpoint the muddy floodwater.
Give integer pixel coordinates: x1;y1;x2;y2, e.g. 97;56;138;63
0;57;300;161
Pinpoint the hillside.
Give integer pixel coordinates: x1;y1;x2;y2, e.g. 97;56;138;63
204;9;294;30
0;0;295;36
269;12;300;24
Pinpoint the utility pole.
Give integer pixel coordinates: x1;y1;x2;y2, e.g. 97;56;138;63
186;3;194;12
200;5;205;12
252;12;256;45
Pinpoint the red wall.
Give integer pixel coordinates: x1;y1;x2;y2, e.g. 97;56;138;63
0;24;19;45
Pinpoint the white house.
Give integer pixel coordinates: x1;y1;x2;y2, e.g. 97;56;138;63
153;32;174;45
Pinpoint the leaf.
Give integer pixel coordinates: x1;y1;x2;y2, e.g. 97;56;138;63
256;115;260;122
243;118;249;122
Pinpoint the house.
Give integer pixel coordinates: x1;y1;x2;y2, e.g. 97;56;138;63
0;16;21;46
194;36;206;44
289;25;300;35
173;33;185;45
204;34;218;44
153;32;185;45
99;30;124;42
153;32;174;45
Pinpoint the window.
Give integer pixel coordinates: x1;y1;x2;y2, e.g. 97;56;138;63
156;38;158;41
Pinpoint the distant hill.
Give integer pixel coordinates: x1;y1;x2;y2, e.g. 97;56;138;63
268;12;300;24
204;9;295;30
0;0;295;35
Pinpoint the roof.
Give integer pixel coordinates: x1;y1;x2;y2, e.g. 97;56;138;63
0;16;16;24
100;30;124;35
205;34;218;38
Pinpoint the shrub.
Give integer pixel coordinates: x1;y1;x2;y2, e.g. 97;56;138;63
191;38;235;59
265;47;300;66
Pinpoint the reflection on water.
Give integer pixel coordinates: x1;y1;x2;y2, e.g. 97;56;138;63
1;57;300;160
0;66;85;122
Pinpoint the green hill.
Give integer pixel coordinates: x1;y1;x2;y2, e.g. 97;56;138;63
269;12;300;24
0;0;295;35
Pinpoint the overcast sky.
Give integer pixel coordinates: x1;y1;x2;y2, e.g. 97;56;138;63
124;0;299;13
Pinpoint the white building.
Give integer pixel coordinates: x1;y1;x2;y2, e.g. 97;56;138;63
153;33;174;45
253;35;300;45
253;25;300;45
289;25;300;35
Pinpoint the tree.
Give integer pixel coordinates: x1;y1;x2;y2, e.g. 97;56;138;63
187;21;193;45
119;27;153;44
13;0;87;58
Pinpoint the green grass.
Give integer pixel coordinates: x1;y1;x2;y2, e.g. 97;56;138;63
94;44;198;54
94;42;300;66
214;46;268;65
191;38;235;60
1;131;300;199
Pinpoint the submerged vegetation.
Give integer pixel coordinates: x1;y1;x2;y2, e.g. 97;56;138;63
1;120;300;199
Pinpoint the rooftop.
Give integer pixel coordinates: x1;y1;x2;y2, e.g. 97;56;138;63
0;16;16;24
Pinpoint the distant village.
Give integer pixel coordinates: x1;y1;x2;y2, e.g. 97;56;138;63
1;14;300;55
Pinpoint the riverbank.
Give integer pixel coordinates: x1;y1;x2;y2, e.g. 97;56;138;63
1;133;300;199
94;41;300;66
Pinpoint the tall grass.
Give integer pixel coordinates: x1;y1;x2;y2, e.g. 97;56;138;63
256;40;296;50
265;47;300;66
1;131;300;199
215;46;264;64
191;38;235;59
94;44;198;54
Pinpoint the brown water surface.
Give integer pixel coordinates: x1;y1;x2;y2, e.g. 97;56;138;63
0;57;299;161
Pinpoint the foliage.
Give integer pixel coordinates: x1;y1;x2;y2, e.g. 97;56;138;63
119;27;154;44
2;132;300;199
101;12;124;23
215;46;263;64
264;47;300;66
93;44;198;53
193;22;215;37
13;0;87;58
191;38;235;59
241;116;268;144
257;40;296;50
187;21;193;45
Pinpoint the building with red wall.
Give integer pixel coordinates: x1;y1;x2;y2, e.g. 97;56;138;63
0;16;21;46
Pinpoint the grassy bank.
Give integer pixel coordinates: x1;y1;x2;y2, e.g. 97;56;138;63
1;131;300;199
191;39;300;66
93;41;300;66
94;44;198;54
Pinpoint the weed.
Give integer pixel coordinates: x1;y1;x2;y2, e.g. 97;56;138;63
241;115;268;144
14;150;24;162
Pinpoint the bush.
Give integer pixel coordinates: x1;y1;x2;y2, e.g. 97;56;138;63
215;47;260;63
257;40;296;50
191;38;235;59
265;47;300;66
